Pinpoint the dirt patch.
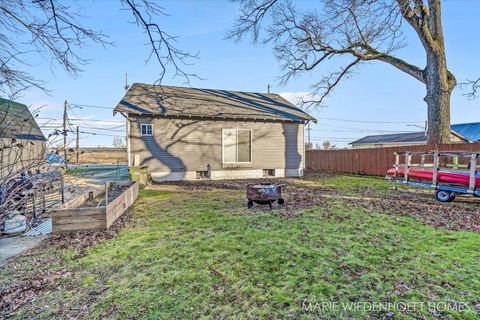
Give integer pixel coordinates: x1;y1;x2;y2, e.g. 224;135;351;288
157;173;480;231
82;185;129;208
355;189;480;232
0;208;132;317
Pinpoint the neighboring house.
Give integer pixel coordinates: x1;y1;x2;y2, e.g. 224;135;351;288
114;84;316;181
349;122;480;148
0;98;47;179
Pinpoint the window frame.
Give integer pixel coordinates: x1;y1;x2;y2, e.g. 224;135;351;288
222;128;252;164
140;123;153;136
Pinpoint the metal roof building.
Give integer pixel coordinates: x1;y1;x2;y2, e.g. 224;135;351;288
0;98;46;141
349;122;480;148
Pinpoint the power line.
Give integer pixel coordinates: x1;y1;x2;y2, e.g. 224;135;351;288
312;122;419;132
67;108;126;132
310;129;418;133
316;117;425;124
77;130;126;138
310;137;360;140
68;103;113;110
38;117;124;123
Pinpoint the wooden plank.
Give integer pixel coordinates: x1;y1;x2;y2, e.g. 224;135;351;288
432;152;439;187
105;182;138;228
404;152;411;182
52;207;104;217
469;153;477;193
53;221;105;233
54;215;106;225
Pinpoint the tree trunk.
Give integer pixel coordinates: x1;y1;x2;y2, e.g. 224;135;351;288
422;0;456;146
424;52;455;146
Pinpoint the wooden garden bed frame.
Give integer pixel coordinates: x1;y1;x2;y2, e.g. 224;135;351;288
52;181;138;233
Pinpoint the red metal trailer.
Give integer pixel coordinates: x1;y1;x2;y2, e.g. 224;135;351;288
386;151;479;202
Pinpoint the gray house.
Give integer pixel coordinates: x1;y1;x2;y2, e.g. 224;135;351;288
0;98;46;179
349;122;480;148
114;84;316;181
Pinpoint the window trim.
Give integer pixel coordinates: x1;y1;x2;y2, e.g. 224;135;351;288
222;128;252;164
140;123;153;136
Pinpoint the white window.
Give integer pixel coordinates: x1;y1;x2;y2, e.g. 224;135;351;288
222;129;252;163
141;124;152;136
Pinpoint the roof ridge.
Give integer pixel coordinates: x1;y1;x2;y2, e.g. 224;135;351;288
131;82;280;96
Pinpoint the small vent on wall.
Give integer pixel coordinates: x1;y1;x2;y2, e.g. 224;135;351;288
263;169;275;177
196;171;209;179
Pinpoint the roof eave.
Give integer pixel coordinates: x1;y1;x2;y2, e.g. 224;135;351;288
120;111;310;123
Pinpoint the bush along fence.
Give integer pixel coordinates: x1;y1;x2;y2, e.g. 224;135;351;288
305;142;480;176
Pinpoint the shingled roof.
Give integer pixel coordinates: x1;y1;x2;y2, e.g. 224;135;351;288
0;98;46;141
114;83;316;123
349;132;428;145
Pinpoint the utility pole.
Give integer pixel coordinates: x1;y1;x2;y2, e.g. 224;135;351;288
76;126;79;164
124;73;129;92
307;122;311;150
63;100;68;169
267;84;270;93
125;73;130;166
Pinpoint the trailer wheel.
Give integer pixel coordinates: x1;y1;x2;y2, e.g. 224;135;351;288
435;190;454;203
247;200;254;209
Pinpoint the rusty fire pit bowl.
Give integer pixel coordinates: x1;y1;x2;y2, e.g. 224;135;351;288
246;184;285;210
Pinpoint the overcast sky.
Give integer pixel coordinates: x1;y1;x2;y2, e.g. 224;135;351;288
15;0;480;148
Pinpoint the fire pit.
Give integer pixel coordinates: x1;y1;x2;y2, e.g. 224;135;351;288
246;184;285;210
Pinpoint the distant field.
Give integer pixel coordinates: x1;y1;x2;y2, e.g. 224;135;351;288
67;148;127;164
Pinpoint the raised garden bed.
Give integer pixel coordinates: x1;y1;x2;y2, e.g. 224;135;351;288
51;181;138;233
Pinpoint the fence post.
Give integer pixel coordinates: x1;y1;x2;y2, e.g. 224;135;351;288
469;153;477;193
393;153;399;190
404;152;411;182
432;152;439;187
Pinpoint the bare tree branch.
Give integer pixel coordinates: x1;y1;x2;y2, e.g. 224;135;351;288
0;0;110;95
227;0;279;42
459;78;480;99
121;0;199;84
230;0;467;144
0;0;198;96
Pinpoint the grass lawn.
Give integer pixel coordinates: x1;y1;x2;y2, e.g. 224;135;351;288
1;175;479;319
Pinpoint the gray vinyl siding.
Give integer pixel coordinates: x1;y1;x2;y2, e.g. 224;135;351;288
0;138;45;179
128;115;304;173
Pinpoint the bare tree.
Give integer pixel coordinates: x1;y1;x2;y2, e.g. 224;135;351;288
0;0;196;232
229;0;462;145
0;0;196;97
112;137;125;148
322;141;336;150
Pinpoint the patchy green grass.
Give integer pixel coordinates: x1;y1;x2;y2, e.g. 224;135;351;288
66;167;111;176
311;175;389;189
2;179;480;319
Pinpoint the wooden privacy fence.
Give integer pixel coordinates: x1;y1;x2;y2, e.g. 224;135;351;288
306;142;480;176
